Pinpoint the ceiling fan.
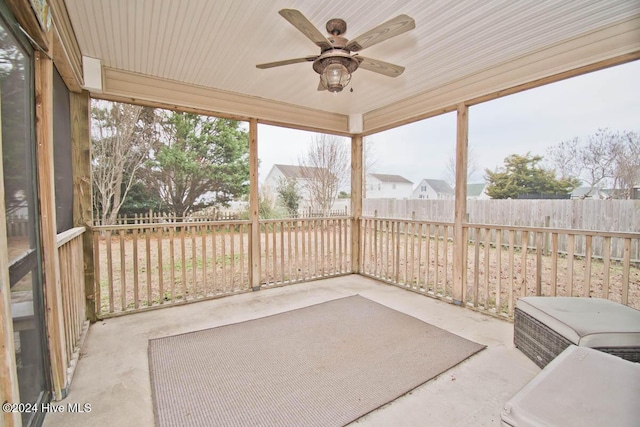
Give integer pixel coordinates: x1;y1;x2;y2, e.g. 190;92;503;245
256;9;415;93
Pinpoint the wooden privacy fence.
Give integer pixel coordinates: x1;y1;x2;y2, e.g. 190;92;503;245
360;217;640;319
92;216;351;317
56;227;88;390
363;199;640;260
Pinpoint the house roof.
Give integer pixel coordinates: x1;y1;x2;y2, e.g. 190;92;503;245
570;186;601;197
421;179;454;194
60;0;640;135
368;173;413;184
273;164;327;179
467;183;487;197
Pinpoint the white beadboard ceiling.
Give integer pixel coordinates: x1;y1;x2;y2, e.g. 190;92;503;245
63;0;640;122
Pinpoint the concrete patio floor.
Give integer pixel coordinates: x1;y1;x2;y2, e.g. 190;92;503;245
43;275;539;427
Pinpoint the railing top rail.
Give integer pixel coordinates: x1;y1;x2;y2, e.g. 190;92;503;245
92;219;251;231
360;216;640;239
464;222;640;239
56;227;86;248
259;216;352;223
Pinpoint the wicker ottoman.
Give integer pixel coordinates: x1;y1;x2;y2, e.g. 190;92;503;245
501;345;640;427
514;297;640;368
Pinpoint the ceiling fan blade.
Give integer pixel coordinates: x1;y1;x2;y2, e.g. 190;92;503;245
346;14;415;52
357;56;405;77
279;9;333;51
256;56;318;69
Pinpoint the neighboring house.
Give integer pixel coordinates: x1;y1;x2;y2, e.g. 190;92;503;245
570;186;607;199
467;183;490;200
263;164;332;208
412;179;454;200
366;173;413;199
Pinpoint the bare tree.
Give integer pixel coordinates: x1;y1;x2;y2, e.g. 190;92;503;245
363;137;377;198
298;134;350;214
92;101;157;224
613;130;640;199
546;128;625;198
444;146;480;187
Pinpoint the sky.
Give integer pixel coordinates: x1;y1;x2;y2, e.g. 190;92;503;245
257;60;640;187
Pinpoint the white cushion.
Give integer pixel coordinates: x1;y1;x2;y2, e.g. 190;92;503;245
502;345;640;427
516;297;640;348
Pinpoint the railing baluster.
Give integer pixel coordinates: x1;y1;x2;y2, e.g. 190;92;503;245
180;225;186;299
416;223;423;291
133;228;139;308
603;236;611;299
443;226;449;297
280;221;285;282
212;225;218;294
472;227;480;307
584;235;592;298
535;231;542;297
230;223;235;290
434;224;440;295
551;233;558;296
145;228;152;307
521;230;529;298
158;227;164;304
222;224;227;292
202;225;207;295
169;227;175;302
622;238;631;305
192;225;198;296
508;230;515;317
119;230;126;311
484;227;491;309
495;229;502;314
93;231;101;316
240;223;245;288
106;231;113;314
567;234;575;296
273;222;277;283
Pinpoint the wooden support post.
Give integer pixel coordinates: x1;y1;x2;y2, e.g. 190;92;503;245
71;90;95;322
0;81;21;427
35;50;68;400
453;103;469;305
249;118;261;290
351;135;363;273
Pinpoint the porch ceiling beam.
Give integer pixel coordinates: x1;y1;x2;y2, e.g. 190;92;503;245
50;0;84;92
363;16;640;136
99;68;351;136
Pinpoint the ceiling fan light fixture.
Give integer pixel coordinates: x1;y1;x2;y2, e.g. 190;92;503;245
320;62;351;93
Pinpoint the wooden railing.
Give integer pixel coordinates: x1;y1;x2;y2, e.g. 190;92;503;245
360;217;640;318
93;217;352;317
93;220;251;317
259;217;351;287
56;227;88;388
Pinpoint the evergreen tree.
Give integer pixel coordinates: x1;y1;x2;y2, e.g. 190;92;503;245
485;153;579;199
146;112;249;216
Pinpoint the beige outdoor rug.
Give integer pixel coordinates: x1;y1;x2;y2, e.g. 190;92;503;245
148;295;485;426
